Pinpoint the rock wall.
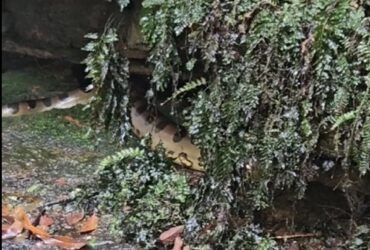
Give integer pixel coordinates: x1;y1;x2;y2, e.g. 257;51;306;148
2;0;147;63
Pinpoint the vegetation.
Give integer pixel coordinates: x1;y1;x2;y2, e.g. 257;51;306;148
83;0;370;249
82;26;131;143
96;144;191;248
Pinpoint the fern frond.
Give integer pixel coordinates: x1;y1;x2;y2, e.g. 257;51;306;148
332;87;349;115
330;110;357;131
161;78;206;105
98;148;144;170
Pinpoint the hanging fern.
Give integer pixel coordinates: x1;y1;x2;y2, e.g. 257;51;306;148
161;77;206;105
82;21;131;143
331;110;357;131
332;87;350;115
82;28;119;86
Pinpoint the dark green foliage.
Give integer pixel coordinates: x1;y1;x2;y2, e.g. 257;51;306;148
139;0;370;247
82;27;132;143
226;224;278;250
82;0;369;248
96;142;190;248
140;0;206;93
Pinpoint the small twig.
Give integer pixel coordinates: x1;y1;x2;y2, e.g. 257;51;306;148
32;208;46;226
43;197;76;208
273;232;320;240
42;191;99;209
27;196;75;239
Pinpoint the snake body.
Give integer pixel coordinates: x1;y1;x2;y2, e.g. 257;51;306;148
2;85;203;171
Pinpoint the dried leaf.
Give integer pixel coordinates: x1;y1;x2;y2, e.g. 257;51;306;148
2;204;11;217
13;207;33;227
65;210;85;226
43;235;86;250
13;207;50;239
2;220;23;239
172;236;183;250
79;213;98;233
159;225;184;244
24;223;50;239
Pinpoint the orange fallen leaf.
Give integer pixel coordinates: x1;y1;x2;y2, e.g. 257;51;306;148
172;236;183;250
13;207;31;225
159;225;184;244
24;222;50;239
2;204;11;217
43;235;86;250
2;220;23;240
1;204;14;224
63;116;83;128
13;207;50;239
4;207;87;249
79;213;98;234
65;210;85;226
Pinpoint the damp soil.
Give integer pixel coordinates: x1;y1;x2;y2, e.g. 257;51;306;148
1;57;128;249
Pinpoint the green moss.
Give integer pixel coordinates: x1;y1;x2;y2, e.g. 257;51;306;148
2;71;46;103
3;112;91;146
2;68;94;146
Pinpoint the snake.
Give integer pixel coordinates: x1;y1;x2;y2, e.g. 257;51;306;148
2;82;204;172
